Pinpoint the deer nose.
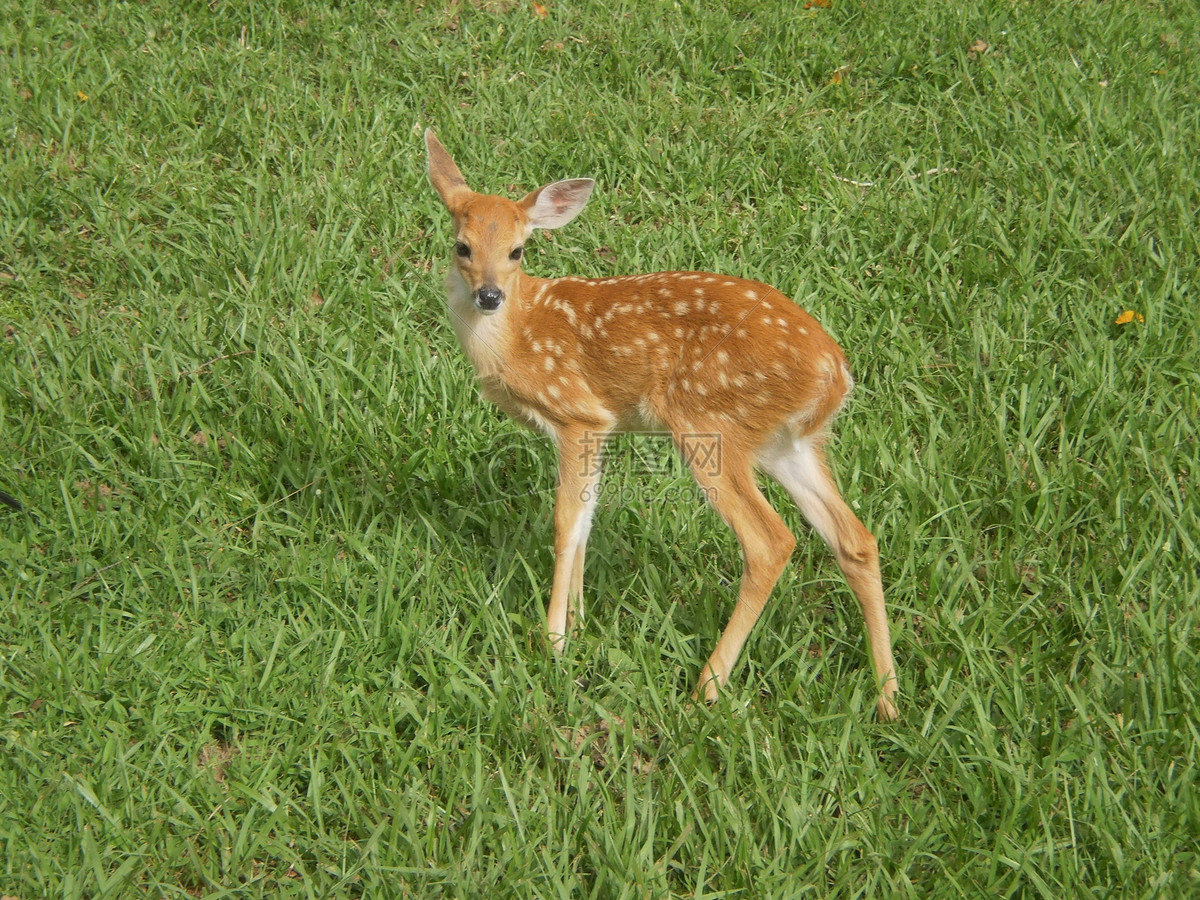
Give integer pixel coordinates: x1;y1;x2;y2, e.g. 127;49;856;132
475;287;504;313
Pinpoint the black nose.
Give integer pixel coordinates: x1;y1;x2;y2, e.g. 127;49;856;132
475;287;503;311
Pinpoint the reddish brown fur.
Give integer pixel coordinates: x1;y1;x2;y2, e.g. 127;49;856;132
425;130;898;720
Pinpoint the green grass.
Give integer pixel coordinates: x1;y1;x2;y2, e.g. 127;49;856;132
2;0;1199;896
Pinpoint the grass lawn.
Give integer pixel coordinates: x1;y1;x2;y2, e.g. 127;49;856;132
2;0;1198;896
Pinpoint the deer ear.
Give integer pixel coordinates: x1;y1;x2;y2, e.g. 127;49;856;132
521;178;594;230
425;129;471;209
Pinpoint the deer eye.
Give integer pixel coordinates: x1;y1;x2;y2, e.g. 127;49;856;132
509;246;524;261
455;241;471;259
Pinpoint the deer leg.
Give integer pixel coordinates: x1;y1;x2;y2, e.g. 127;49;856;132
569;524;590;630
758;434;899;721
547;427;606;653
684;445;797;703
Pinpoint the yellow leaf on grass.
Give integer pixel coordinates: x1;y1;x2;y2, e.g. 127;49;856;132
77;90;88;101
531;1;548;18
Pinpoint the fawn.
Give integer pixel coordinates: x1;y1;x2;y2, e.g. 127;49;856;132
425;130;898;720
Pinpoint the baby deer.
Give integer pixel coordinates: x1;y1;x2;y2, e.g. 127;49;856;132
425;130;898;720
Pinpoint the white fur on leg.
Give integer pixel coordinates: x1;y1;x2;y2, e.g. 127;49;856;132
756;434;839;548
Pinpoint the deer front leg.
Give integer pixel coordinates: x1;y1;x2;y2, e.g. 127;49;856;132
546;427;606;653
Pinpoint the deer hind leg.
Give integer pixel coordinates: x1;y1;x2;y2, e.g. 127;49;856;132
757;432;899;721
682;438;797;703
547;426;607;653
